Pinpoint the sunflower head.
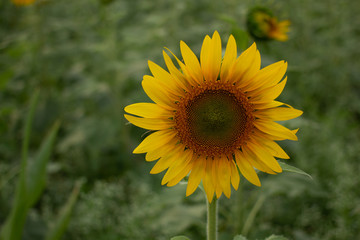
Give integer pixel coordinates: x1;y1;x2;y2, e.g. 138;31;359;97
247;7;290;42
124;31;302;202
11;0;36;6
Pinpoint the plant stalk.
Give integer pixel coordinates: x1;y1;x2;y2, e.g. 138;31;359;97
207;196;218;240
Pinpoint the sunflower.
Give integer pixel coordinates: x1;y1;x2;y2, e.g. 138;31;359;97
247;7;290;42
11;0;36;6
124;31;302;202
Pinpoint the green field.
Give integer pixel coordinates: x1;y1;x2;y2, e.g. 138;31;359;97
1;0;359;239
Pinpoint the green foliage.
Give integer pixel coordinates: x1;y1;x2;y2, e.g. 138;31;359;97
170;236;191;240
233;235;248;240
1;0;360;239
45;179;83;240
265;235;288;240
66;177;205;240
278;161;312;179
0;92;60;240
233;234;289;240
26;120;60;207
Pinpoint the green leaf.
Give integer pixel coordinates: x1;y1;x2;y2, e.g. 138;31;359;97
26;121;60;207
45;179;84;240
233;235;248;240
0;92;39;240
278;161;312;179
170;236;191;240
0;173;28;240
231;27;249;51
217;14;237;25
265;234;289;240
22;91;39;169
242;195;266;236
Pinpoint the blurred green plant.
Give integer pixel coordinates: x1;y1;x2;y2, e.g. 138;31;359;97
1;0;360;239
233;234;288;240
0;92;81;240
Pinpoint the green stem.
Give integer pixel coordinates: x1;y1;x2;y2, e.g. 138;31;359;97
207;197;218;240
236;180;243;233
241;194;266;236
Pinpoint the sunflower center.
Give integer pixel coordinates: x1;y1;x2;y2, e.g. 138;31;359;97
187;90;245;146
175;82;255;157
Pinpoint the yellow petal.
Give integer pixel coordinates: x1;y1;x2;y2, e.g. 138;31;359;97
220;35;237;82
166;159;194;187
251;77;287;103
124;114;174;131
234;149;261;186
215;182;223;199
254;106;303;121
148;60;184;96
254;119;298;141
201;31;222;82
211;31;222;79
150;151;181;174
145;137;179;161
142;76;177;109
133;129;177;153
229;159;240;190
211;158;223;198
229;42;257;85
246;141;282;173
245;61;286;92
241;146;276;174
125;103;174;118
252;101;284;110
200;35;212;80
161;150;193;185
162;50;191;92
240;49;261;86
186;156;206;196
202;157;215;202
253;128;290;141
164;47;197;86
217;156;231;198
250;134;290;159
148;60;172;82
261;61;288;89
180;41;203;84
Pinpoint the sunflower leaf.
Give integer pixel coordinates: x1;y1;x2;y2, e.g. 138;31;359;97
278;161;312;179
265;234;289;240
170;236;191;240
233;235;248;240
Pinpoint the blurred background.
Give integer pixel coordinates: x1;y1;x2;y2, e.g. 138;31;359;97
1;0;359;239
